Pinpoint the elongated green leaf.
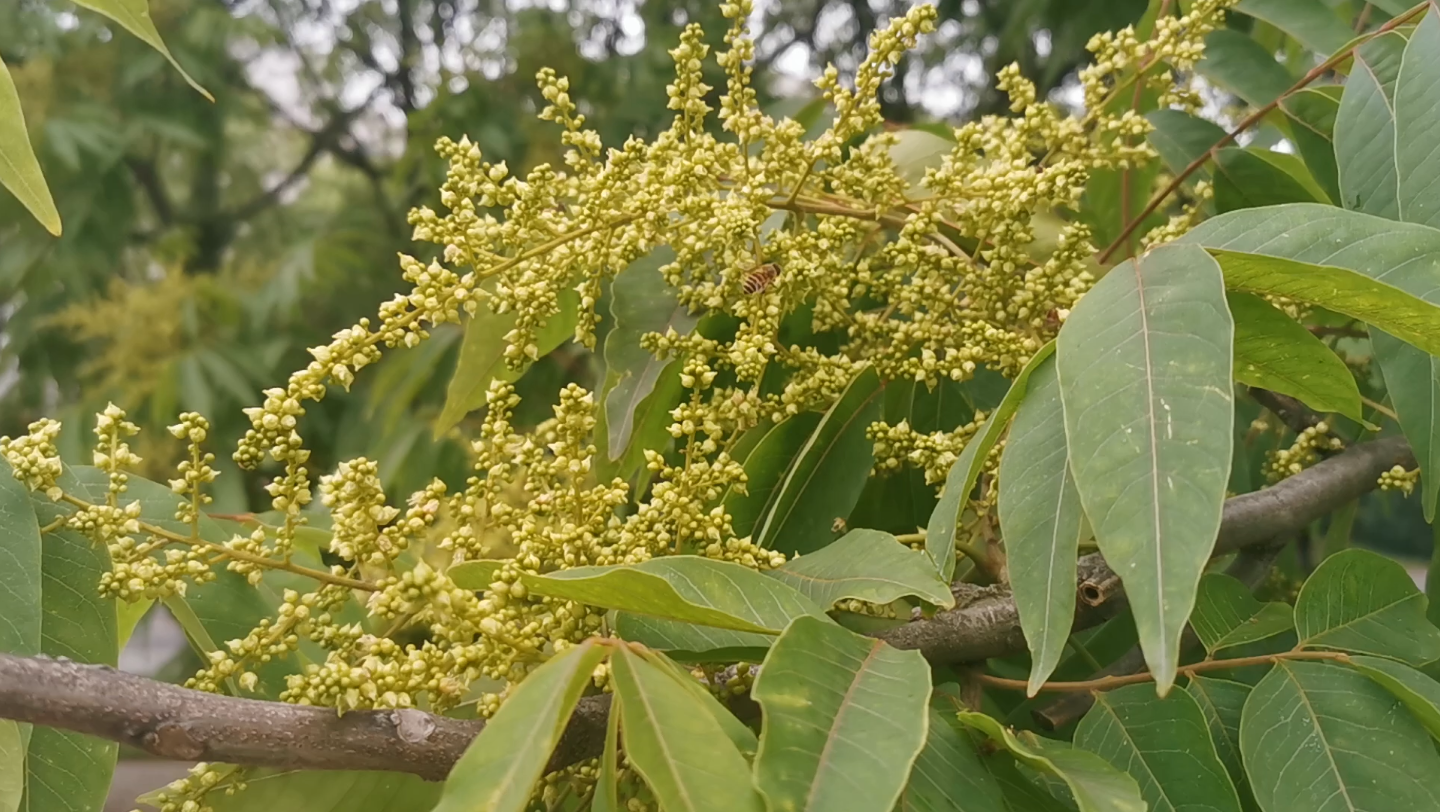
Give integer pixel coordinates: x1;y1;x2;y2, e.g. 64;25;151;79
524;557;825;634
1372;333;1440;520
1197;29;1294;107
117;597;154;647
1212;148;1328;213
1241;660;1440;812
435;640;606;812
752;616;931;812
1293;548;1440;664
1281;88;1343;205
0;57;60;236
613;613;778;662
756;367;886;556
1186;676;1253;803
899;710;1007;812
447;560;505;590
638;649;758;757
956;712;1146;812
725;412;821;539
1057;244;1234;693
604;359;685;490
1146;109;1227;181
435;286;580;436
1396;11;1440;228
1190;572;1295;655
0;721;20;812
603;248;699;459
767;529;954;610
996;355;1084;695
1349;654;1440;742
593;692;621;812
1076;684;1242;812
71;0;211;98
928;341;1056;582
192;769;441;812
1228;292;1362;421
1335;33;1407;218
980;753;1074;812
1235;0;1352;54
25;490;117;812
610;647;765;812
0;461;41;660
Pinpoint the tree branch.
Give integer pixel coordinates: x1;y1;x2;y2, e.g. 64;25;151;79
0;437;1413;781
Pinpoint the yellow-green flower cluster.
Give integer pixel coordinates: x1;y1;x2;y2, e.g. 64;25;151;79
1379;464;1420;495
0;418;63;500
1266;422;1345;482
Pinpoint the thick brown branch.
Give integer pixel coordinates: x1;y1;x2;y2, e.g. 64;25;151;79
0;437;1413;780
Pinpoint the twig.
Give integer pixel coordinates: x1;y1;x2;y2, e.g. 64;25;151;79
982;649;1348;693
1249;387;1324;435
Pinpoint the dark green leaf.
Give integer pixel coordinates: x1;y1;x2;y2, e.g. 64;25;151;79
613;613;778;662
756;367;886;556
1197;29;1295;107
1212;148;1329;213
1349;654;1440;743
1335;33;1407;218
610;646;765;812
0;57;60;235
1146;109;1227;181
593;692;621;812
1186;676;1253;804
1228;292;1362;421
524;557;825;634
752;616;931;812
1076;684;1241;812
1057;244;1234;692
1280;88;1342;205
0;460;42;659
767;529;954;610
1235;0;1353;55
1190;572;1295;655
1372;333;1440;520
929;342;1056;582
725;412;821;539
997;355;1084;694
898;711;1007;812
1293;548;1440;664
434;640;607;812
1396;11;1440;227
956;712;1145;812
1241;661;1440;812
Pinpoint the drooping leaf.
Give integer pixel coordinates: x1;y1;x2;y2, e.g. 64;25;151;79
602;247;700;460
524;557;825;634
767;529;955;611
0;461;41;660
1075;684;1242;812
1212;148;1329;213
956;712;1146;812
1197;28;1295;107
1335;33;1407;218
0;57;60;236
1146;109;1227;181
1189;572;1295;655
434;286;580;436
194;769;441;812
1280;88;1343;205
996;355;1084;695
979;753;1075;812
928;341;1056;582
1234;0;1353;55
1349;654;1440;743
1396;11;1440;228
898;710;1007;812
725;412;821;539
1241;660;1440;812
756;367;886;556
434;640;607;812
0;721;21;812
610;646;765;812
1293;548;1440;665
1056;243;1234;693
70;0;212;99
1186;676;1253;803
751;616;932;812
1228;292;1362;421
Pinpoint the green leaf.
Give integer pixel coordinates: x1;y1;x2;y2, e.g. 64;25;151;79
196;769;441;812
70;0;211;99
593;692;621;812
1372;333;1440;520
602;248;699;460
604;359;685;490
523;557;825;634
898;711;1007;812
1197;28;1295;107
756;367;886;556
434;640;607;812
1396;11;1440;228
889;129;954;197
928;341;1056;582
1186;676;1253;804
766;529;955;611
447;560;505;590
1146;109;1227;181
0;461;42;660
1335;33;1407;218
1293;548;1440;664
724;412;822;539
751;616;932;812
637;649;758;758
1241;660;1440;812
1056;243;1234;693
25;488;118;812
613;613;778;662
610;646;765;812
117;597;154;647
1212;148;1329;212
1348;654;1440;743
1075;684;1242;812
1190;572;1295;655
0;57;60;236
434;285;580;436
956;712;1146;812
1280;88;1343;205
1235;0;1353;55
980;753;1075;812
996;355;1084;695
0;721;21;812
1228;291;1362;421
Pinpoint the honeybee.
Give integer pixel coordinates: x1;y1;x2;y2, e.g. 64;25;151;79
741;263;781;295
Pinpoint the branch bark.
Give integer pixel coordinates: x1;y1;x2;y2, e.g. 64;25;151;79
0;436;1413;781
